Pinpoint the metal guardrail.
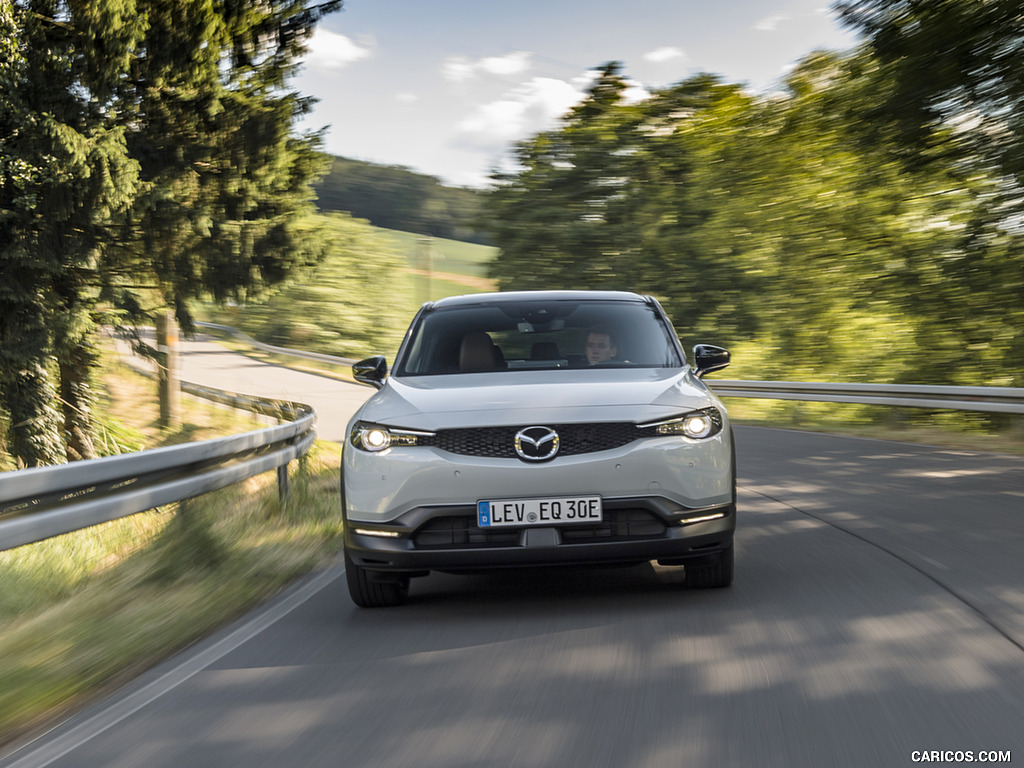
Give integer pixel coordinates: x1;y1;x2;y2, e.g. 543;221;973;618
6;324;1017;552
709;380;1024;414
195;322;1024;416
0;384;316;552
196;321;357;367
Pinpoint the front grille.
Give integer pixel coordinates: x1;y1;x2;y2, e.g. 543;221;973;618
422;422;650;459
411;508;667;549
559;508;666;542
413;516;521;548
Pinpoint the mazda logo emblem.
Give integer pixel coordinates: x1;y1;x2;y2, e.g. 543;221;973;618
514;426;560;462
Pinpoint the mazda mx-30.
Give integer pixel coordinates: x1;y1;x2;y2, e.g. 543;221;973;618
342;290;735;607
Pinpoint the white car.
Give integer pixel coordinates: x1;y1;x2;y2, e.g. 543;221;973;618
342;290;735;606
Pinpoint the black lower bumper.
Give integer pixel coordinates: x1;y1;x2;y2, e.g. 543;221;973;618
344;497;736;573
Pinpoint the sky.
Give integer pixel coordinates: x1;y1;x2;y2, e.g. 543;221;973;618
294;0;861;188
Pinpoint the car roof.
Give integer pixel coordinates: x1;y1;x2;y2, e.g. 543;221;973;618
428;290;650;309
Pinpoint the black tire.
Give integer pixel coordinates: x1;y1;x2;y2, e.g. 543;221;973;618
686;546;734;589
344;550;410;607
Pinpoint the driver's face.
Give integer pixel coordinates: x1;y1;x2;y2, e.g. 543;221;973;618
586;333;616;364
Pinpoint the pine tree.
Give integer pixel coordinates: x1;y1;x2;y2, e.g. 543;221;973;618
112;0;342;327
1;1;141;465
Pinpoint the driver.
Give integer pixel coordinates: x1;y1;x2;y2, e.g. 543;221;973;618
585;327;618;364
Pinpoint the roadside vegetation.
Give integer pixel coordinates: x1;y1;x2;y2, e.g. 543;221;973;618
196;214;499;361
0;354;344;750
1;0;341;469
197;212;419;361
194;213;1020;455
485;59;1023;397
8;0;1019;472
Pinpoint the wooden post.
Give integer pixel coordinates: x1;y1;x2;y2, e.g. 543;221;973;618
417;237;432;305
277;462;290;501
156;310;182;429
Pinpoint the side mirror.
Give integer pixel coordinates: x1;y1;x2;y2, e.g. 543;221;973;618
353;356;388;389
692;344;730;378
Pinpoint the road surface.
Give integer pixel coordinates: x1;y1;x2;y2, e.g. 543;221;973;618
3;337;1021;768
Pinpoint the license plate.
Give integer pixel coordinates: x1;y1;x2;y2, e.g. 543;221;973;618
477;496;602;528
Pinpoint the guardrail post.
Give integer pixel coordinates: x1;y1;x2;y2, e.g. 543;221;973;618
1010;415;1024;442
277;462;290;501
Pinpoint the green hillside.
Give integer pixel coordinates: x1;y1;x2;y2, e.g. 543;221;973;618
314;156;493;246
198;215;500;358
381;229;498;303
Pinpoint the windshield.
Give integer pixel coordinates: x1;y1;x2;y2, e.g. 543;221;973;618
395;299;684;376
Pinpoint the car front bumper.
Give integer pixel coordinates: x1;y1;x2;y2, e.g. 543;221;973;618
343;495;736;573
343;430;735;523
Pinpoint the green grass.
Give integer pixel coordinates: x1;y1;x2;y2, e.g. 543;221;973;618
196;218;500;359
381;229;498;280
720;394;1024;456
379;228;499;302
410;275;491;304
198;213;420;361
0;358;345;750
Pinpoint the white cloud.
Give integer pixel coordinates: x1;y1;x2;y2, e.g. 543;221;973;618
754;14;787;31
456;77;582;150
480;51;532;76
571;69;651;104
643;46;686;63
395;92;418;104
304;29;372;70
455;70;654;155
442;51;532;83
442;56;476;83
622;79;652;104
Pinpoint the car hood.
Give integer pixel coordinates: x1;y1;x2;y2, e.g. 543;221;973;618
353;368;719;431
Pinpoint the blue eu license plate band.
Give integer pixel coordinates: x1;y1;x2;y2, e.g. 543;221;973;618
477;496;603;528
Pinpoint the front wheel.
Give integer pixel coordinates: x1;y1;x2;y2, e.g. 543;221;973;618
686;546;734;589
344;550;410;607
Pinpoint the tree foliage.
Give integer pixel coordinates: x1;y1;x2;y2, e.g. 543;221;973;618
835;0;1024;184
485;53;1023;389
1;0;341;468
108;0;342;329
1;0;142;465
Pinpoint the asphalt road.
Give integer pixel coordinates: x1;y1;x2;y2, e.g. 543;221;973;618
111;329;369;442
3;338;1022;768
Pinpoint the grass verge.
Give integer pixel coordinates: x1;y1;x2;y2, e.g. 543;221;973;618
0;360;345;751
722;396;1024;456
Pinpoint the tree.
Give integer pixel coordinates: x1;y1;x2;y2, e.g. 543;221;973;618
1;0;141;465
486;63;647;290
485;65;763;338
314;156;492;244
835;0;1024;183
102;0;340;425
110;0;341;316
484;51;1018;389
1;2;62;467
1;0;341;464
835;1;1024;384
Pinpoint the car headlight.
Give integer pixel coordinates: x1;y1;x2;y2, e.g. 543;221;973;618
640;407;723;440
350;421;436;453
